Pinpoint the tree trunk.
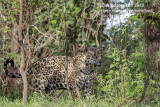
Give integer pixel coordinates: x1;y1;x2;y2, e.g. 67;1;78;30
18;0;28;104
140;0;160;102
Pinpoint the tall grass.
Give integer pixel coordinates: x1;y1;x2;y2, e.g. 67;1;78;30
1;91;160;107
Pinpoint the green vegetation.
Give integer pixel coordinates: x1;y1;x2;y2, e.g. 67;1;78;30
0;0;160;106
1;93;160;107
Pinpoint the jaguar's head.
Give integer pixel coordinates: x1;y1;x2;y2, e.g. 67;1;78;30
84;47;102;68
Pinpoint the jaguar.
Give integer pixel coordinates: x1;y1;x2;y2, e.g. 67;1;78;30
4;47;102;99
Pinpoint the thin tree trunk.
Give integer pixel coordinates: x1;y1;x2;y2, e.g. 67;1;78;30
18;0;28;104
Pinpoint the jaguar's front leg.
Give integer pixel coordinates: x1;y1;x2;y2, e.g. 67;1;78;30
72;81;81;99
73;86;81;99
84;75;94;100
75;86;81;99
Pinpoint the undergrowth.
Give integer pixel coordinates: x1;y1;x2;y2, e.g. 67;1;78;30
1;91;160;107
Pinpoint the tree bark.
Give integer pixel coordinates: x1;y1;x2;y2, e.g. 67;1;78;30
18;0;28;104
140;0;160;102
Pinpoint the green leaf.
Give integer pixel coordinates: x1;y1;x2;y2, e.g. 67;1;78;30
67;0;73;8
90;42;96;46
109;70;114;74
115;70;119;75
115;57;120;62
152;22;156;26
51;20;57;25
110;64;114;69
121;28;125;35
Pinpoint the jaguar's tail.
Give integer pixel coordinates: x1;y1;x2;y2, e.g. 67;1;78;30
4;59;21;78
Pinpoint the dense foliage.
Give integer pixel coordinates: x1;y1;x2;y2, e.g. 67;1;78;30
0;0;160;106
